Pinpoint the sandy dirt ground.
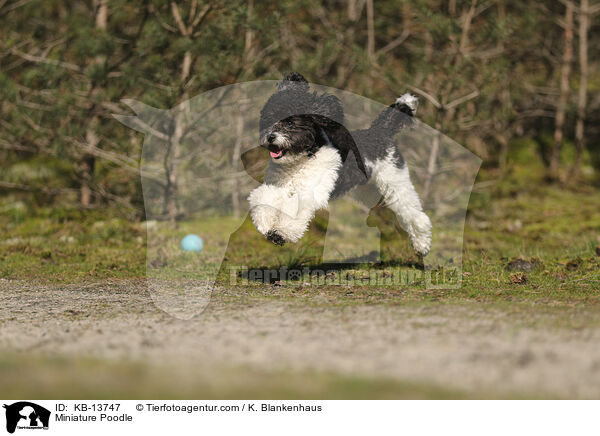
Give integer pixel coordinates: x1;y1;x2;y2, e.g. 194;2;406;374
1;278;600;398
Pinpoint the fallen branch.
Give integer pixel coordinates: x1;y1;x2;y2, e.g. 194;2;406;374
10;47;80;72
0;180;78;195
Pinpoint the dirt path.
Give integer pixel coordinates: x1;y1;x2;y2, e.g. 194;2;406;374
1;279;600;398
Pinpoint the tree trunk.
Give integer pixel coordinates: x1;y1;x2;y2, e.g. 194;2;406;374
348;0;357;21
449;0;456;15
161;1;214;221
549;1;574;180
458;0;477;58
571;0;589;180
496;128;509;173
496;0;510;172
231;114;243;217
244;0;254;60
423;109;444;202
164;47;191;223
338;0;363;86
165;108;184;222
95;0;107;28
366;0;375;58
80;0;108;207
81;126;99;207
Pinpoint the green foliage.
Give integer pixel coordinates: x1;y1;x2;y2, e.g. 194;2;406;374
0;0;598;216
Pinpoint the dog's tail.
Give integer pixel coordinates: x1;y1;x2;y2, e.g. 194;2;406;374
369;93;418;136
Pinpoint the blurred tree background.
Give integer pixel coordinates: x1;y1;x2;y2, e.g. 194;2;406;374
0;0;598;221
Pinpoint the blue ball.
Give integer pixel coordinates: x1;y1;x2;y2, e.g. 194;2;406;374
181;234;204;252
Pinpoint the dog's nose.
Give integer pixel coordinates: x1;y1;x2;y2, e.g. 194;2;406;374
267;133;276;143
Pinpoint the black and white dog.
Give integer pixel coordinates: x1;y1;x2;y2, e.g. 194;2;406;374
248;73;432;256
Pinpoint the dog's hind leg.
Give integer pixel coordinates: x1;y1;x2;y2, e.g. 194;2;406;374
371;154;432;256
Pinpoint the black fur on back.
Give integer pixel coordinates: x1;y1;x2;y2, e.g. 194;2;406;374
260;72;344;134
259;73;416;198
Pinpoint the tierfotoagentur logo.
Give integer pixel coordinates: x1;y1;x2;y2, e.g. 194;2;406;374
3;402;50;434
116;77;480;320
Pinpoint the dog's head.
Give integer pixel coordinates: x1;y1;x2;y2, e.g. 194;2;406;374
260;114;326;162
259;72;344;163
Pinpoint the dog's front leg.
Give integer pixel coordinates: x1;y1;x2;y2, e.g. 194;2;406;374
248;185;323;245
270;206;314;244
248;184;287;234
248;147;341;246
248;184;301;245
269;180;333;244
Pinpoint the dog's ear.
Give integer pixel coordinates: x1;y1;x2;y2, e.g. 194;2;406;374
317;117;368;182
277;72;309;92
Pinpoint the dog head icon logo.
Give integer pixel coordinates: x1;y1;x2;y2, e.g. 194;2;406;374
3;402;50;434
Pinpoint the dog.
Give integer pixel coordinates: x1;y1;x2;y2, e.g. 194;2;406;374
248;72;432;256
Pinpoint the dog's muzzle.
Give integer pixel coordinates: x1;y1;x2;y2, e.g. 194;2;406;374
261;132;287;159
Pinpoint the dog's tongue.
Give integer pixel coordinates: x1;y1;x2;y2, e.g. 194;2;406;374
270;150;283;158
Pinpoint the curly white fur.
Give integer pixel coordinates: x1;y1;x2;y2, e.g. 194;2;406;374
248;145;342;243
366;152;432;256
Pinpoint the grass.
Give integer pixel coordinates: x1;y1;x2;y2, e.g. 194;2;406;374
0;211;146;281
1;167;598;307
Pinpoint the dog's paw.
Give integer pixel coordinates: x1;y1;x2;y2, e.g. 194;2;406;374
266;230;286;246
411;236;431;257
250;205;279;235
409;211;432;256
